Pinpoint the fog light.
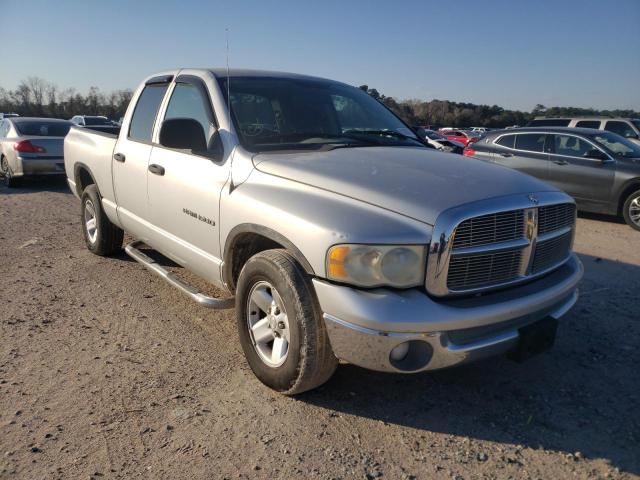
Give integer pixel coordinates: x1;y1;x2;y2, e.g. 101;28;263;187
390;342;410;361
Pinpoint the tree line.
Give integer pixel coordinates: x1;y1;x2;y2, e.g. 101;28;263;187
0;76;637;128
0;77;133;120
359;85;639;128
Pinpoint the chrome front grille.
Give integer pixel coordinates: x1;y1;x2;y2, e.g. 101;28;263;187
453;210;524;249
448;249;522;290
532;231;573;273
538;203;576;235
425;193;576;297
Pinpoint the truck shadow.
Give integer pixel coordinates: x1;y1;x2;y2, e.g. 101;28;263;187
298;253;640;474
577;211;626;225
0;176;71;194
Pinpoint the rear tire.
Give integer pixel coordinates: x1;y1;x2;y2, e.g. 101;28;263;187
1;156;20;188
81;184;124;255
235;249;338;395
622;189;640;232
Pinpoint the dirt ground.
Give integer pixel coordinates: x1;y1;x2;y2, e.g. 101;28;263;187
1;178;638;480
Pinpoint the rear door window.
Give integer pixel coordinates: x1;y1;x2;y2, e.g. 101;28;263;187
515;133;546;152
129;84;169;142
576;120;600;129
496;134;515;148
604;121;638;139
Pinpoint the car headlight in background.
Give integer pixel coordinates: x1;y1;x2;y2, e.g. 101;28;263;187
326;244;425;288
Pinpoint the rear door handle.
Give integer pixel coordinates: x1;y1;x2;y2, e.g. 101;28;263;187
148;164;165;176
553;160;569;166
500;152;513;158
113;153;126;163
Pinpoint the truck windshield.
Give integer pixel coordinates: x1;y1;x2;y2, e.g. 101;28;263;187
218;76;422;151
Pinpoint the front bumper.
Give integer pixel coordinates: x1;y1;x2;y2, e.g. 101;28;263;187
314;254;583;373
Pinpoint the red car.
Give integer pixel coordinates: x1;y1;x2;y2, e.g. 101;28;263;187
438;129;479;146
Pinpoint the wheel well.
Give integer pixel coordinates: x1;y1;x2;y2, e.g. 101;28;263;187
617;181;640;215
75;165;95;195
226;233;284;291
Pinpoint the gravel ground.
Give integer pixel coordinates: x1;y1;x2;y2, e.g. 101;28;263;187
1;178;638;480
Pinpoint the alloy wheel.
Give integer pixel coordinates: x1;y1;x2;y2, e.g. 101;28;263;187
84;199;98;244
246;281;290;367
629;195;640;228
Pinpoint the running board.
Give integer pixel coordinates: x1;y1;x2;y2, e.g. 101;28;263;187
125;240;235;310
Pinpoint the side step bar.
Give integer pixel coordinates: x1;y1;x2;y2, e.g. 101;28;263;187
125;240;235;310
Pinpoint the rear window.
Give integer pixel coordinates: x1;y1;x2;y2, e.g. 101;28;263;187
129;84;169;142
515;133;546;152
575;120;600;129
605;120;638;139
15;121;71;137
528;119;570;127
496;134;515;148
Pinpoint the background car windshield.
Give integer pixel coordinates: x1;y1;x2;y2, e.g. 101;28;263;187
218;77;421;150
84;117;112;125
426;131;445;140
15;121;71;136
592;132;640;158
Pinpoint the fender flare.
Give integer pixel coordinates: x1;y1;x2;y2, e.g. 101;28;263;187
73;162;100;197
223;223;315;286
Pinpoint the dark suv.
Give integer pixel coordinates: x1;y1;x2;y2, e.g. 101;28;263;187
466;127;640;230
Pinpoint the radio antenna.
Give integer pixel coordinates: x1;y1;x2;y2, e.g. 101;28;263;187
225;28;231;119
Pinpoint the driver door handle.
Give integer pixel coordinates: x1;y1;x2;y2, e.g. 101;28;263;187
148;164;165;176
553;159;569;166
113;153;126;163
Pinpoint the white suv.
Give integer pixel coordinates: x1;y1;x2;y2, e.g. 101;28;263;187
528;117;640;145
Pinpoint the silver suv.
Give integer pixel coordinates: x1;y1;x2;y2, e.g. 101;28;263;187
528;117;640;145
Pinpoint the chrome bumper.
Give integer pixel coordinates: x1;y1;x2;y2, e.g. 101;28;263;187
314;254;583;373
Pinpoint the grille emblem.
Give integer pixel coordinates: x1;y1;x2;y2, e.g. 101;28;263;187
528;194;539;205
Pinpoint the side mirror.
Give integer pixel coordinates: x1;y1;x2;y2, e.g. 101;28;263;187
159;118;207;152
583;148;608;160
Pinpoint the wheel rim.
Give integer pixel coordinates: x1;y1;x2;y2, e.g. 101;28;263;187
246;281;290;367
84;199;98;244
1;158;10;184
629;196;640;227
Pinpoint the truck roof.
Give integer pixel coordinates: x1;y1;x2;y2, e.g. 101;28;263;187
147;68;346;86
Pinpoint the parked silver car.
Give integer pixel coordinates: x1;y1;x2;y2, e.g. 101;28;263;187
0;117;72;187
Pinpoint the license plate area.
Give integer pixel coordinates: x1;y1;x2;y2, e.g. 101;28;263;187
508;316;558;363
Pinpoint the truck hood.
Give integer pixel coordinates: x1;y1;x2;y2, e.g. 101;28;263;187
253;146;558;225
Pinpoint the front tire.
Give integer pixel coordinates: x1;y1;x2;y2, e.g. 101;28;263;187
622;189;640;232
236;249;337;394
81;185;124;255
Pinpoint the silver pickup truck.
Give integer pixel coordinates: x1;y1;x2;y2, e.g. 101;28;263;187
64;68;583;394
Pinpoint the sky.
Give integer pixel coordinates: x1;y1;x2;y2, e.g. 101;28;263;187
0;0;639;112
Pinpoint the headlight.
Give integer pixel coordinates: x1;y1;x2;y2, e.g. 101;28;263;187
326;244;426;288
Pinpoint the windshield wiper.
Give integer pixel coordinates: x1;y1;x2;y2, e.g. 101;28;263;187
342;129;420;142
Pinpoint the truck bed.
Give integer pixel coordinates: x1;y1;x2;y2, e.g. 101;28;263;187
63;125;118;201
